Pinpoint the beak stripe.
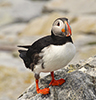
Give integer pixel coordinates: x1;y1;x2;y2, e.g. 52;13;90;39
65;21;72;36
65;23;67;33
68;24;72;35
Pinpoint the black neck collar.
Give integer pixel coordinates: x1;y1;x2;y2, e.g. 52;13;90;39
51;30;73;45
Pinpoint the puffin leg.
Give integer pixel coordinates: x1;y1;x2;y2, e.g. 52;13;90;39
35;73;50;95
49;71;65;86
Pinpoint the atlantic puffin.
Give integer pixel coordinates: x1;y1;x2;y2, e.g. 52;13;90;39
18;17;76;95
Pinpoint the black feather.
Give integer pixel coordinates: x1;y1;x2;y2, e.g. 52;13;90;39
18;50;27;59
18;45;31;49
18;34;73;71
26;35;73;57
18;49;31;68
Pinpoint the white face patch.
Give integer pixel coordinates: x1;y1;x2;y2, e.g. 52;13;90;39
52;20;65;36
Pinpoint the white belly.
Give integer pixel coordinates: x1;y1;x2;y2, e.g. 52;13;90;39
34;42;76;73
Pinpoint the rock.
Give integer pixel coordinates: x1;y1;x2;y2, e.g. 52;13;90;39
18;55;96;100
19;12;96;36
0;23;27;36
19;13;63;36
0;23;27;40
71;16;96;36
66;56;96;76
10;0;46;22
19;12;77;36
0;23;27;46
0;51;23;69
43;0;96;16
77;45;96;60
0;0;46;26
78;56;96;77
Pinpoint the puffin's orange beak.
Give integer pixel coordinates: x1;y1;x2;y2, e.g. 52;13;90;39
65;21;72;37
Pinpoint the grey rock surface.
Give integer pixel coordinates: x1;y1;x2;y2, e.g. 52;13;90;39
18;56;96;100
43;0;96;16
0;0;46;26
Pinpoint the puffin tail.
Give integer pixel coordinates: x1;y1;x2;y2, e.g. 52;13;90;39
18;50;27;60
17;45;30;49
18;46;31;68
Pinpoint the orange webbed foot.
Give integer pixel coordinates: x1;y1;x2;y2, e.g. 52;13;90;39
49;78;65;86
36;79;50;95
37;88;50;95
49;71;65;86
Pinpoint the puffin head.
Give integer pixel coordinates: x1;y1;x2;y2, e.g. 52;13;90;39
51;18;72;37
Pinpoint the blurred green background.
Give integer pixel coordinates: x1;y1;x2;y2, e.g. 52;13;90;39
0;0;96;99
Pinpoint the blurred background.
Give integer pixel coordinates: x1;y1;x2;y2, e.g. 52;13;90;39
0;0;96;100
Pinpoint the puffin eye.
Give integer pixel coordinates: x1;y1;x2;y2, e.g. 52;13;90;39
57;22;60;26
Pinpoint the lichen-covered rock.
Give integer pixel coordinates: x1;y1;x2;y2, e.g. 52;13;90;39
78;56;96;77
65;56;96;76
18;56;96;100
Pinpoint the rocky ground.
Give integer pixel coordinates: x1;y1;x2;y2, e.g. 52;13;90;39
0;0;96;100
18;56;96;100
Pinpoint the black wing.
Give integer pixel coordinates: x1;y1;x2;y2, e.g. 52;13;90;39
18;35;53;70
26;35;53;57
18;35;73;70
18;45;31;68
26;34;73;57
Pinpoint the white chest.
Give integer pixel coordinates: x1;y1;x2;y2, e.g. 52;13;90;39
40;42;76;72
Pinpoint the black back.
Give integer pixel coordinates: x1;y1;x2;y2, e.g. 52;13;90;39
18;34;73;70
